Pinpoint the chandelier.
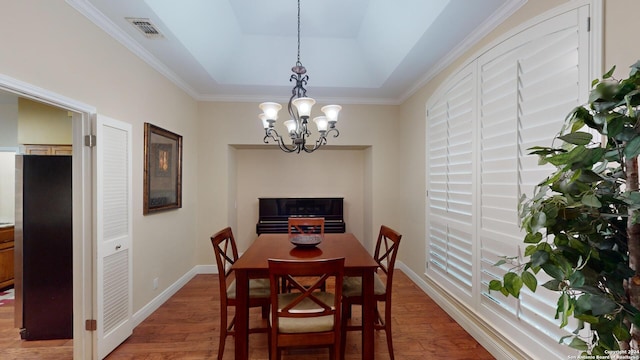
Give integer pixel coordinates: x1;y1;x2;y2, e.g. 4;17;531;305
258;0;341;153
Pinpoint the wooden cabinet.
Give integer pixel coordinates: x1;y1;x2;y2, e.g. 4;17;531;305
21;144;72;155
0;226;14;289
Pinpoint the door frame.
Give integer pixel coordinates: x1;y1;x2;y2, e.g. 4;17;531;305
0;73;95;359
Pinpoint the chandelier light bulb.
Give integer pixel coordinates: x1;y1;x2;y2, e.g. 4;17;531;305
284;119;297;135
292;97;316;118
259;102;282;121
313;116;329;132
321;105;342;122
259;113;269;129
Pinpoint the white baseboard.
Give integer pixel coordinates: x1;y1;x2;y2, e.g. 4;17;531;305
132;264;218;327
396;262;529;360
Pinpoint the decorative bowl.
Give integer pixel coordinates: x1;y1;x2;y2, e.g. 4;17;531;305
290;234;323;248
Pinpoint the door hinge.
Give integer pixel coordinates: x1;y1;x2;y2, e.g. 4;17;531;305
587;16;591;32
85;319;97;331
84;134;96;148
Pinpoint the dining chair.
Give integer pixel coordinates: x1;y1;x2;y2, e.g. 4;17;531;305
340;225;402;360
210;227;270;360
288;217;325;235
285;217;327;292
267;258;345;360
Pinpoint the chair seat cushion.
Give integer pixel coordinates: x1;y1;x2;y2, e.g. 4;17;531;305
272;292;336;333
342;273;386;297
227;278;270;299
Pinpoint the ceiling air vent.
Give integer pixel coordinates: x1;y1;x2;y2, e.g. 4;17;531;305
126;17;164;39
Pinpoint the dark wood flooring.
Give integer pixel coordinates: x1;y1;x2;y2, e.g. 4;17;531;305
0;271;494;359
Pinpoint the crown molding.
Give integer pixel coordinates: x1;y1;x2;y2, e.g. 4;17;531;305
65;0;200;99
399;0;527;103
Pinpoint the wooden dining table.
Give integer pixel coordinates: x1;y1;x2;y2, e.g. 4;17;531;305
232;232;379;359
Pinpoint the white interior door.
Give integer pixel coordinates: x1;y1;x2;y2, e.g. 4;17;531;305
94;115;133;359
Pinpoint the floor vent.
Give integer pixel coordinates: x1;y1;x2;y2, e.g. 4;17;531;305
126;17;164;39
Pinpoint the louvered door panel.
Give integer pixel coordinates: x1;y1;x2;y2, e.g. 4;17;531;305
96;115;133;359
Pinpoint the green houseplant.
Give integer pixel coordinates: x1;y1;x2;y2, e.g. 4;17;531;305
490;61;640;356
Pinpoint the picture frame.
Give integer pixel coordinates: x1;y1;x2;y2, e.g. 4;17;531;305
143;123;182;214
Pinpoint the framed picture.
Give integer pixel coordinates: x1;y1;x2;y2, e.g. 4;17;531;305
143;123;182;214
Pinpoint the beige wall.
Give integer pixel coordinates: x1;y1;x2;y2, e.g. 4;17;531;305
234;147;366;249
0;152;14;223
196;101;400;263
17;98;72;145
0;0;199;311
604;0;639;77
0;94;18;148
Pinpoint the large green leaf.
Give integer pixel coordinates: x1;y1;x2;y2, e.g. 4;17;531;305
606;114;625;137
581;194;602;208
556;292;572;327
524;232;542;244
613;324;631;342
624;136;640;159
531;250;550;268
542;263;565;281
568;337;588;351
488;279;502;291
603;65;616;79
558;132;593;145
547;146;587;166
503;272;523;298
530;212;547;233
590;295;618;316
542;279;562;291
575;294;592;313
524;244;537;257
630;61;640;76
521;271;537;292
568;270;585;288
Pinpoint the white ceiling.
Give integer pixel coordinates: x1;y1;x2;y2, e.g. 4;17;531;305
68;0;524;104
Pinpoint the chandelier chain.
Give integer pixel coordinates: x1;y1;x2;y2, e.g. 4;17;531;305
296;0;301;65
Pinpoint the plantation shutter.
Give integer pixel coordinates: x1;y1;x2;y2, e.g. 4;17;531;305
427;63;475;303
479;7;590;343
426;2;594;358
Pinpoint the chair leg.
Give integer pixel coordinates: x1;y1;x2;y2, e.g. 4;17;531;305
270;332;278;360
385;303;394;360
340;301;349;359
218;309;227;360
262;304;269;319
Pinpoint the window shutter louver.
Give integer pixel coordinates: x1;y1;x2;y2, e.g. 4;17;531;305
427;66;475;300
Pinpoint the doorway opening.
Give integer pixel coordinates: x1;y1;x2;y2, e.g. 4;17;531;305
0;77;95;359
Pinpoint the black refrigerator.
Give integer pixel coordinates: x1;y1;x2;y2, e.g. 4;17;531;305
14;155;73;340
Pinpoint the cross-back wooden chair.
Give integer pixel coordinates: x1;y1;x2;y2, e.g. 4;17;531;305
268;258;345;360
285;217;327;292
340;225;402;360
288;217;325;235
210;227;270;360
